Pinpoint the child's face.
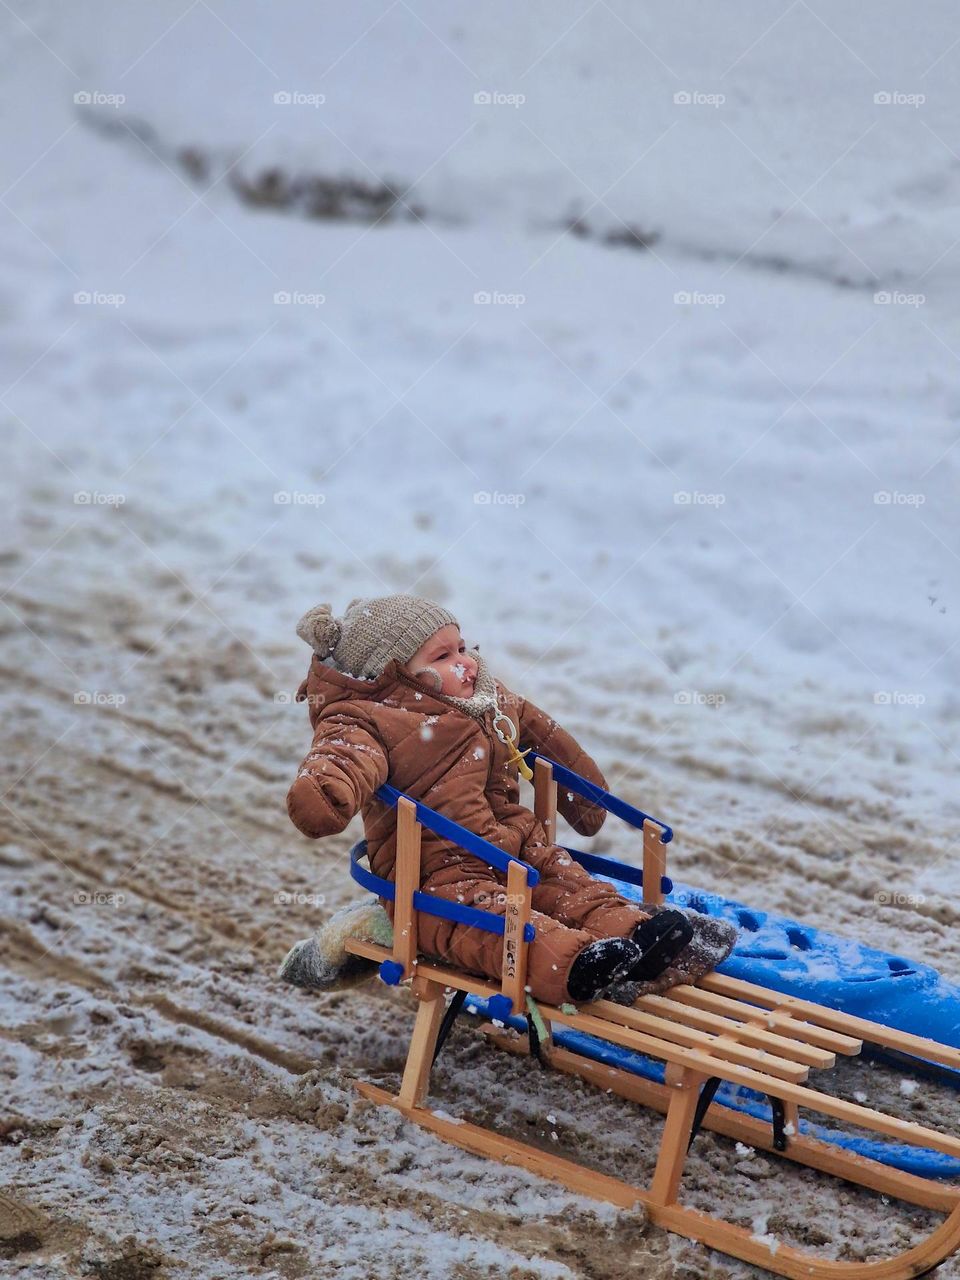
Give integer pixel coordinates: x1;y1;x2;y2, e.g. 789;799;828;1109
402;623;478;696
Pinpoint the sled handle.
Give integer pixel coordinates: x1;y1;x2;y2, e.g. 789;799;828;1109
526;750;673;843
531;755;672;907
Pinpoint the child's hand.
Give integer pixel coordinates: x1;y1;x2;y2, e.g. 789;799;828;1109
287;773;355;837
286;714;388;840
511;688;609;836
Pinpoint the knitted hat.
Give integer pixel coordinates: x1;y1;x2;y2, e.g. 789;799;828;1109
295;594;460;680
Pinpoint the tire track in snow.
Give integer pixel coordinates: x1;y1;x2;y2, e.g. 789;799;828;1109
0;916;315;1074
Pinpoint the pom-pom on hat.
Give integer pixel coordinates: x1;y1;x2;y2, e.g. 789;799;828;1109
295;594;459;680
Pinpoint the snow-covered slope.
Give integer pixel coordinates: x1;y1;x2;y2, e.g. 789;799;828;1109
2;3;960;1276
26;0;960;285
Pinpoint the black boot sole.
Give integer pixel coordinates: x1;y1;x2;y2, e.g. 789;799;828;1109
568;937;642;1003
629;910;694;982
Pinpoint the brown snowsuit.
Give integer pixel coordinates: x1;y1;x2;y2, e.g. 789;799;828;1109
285;652;648;1005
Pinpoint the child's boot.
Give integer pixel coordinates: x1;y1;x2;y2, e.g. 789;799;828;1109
567;936;642;1003
627;910;694;981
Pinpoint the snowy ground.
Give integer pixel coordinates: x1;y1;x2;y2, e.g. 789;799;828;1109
2;2;960;1276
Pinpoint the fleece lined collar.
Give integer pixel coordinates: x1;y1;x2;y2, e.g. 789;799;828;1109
301;650;510;728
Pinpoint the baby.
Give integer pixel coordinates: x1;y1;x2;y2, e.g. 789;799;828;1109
286;593;693;1006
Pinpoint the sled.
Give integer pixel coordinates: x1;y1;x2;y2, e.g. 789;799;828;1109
343;754;960;1278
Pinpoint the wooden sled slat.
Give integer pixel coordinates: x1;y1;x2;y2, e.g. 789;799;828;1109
630;991;838;1068
700;972;960;1071
662;983;863;1055
585;997;815;1082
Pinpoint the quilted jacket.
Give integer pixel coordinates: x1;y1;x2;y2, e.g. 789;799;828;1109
286;651;608;879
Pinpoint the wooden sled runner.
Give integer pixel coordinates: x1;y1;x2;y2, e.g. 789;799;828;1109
345;755;960;1278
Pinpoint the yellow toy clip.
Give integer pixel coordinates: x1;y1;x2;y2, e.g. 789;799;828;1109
492;708;534;781
505;742;534;782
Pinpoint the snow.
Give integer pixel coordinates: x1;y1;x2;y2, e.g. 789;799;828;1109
430;1108;465;1125
750;1229;781;1258
3;1;960;1276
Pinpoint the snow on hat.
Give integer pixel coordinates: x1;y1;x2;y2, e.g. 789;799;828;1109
295;594;459;680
